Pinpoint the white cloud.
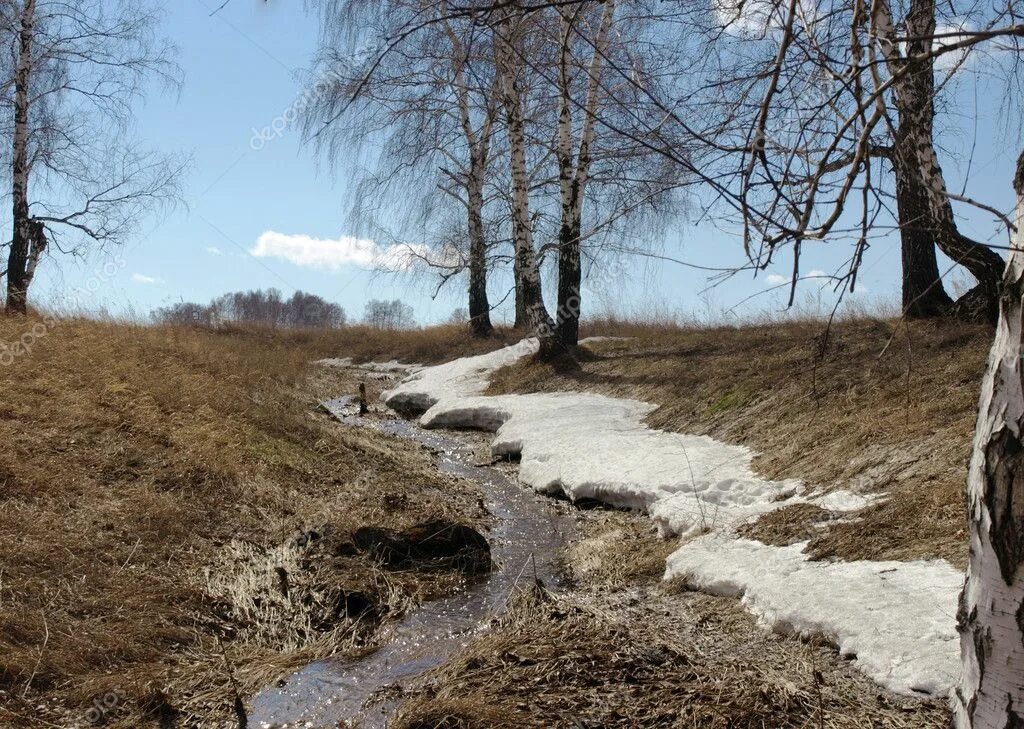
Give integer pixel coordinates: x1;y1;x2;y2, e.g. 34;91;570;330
933;22;975;73
250;230;460;273
714;0;819;37
131;273;163;285
765;269;829;287
204;246;223;256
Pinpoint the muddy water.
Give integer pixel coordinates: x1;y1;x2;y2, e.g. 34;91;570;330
248;397;575;728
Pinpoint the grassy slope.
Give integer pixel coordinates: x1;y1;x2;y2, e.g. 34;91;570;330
489;317;990;567
393;317;979;729
0;318;512;727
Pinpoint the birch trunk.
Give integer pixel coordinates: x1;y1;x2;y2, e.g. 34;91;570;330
873;0;1002;323
495;3;557;354
6;0;35;315
442;14;494;339
953;151;1024;728
466;167;492;338
889;0;952;318
555;0;614;347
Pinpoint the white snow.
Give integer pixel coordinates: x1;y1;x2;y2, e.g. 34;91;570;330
376;338;965;698
807;489;881;512
665;537;962;696
383;339;800;537
382;338;538;413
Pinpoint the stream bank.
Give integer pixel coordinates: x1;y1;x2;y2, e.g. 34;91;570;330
248;396;577;728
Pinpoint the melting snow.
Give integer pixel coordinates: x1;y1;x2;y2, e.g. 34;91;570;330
665;537;961;695
378;338;963;697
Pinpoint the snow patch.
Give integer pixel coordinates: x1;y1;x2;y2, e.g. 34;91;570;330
665;537;961;696
383;339;799;536
383;339;538;413
377;338;964;698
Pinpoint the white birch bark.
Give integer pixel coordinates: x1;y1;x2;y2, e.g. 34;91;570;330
494;4;555;347
954;154;1024;728
6;0;35;314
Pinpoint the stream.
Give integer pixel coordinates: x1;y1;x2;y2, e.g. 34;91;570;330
248;396;576;728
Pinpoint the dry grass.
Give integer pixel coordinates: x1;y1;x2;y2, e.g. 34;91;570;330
0;316;507;727
394;585;948;728
490;317;989;568
205;321;520;366
565;514;679;590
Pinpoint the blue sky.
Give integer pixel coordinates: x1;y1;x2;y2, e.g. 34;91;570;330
29;1;1023;326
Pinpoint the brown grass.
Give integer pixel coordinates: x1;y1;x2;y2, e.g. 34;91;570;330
0;316;508;727
490;317;989;567
394;585;948;728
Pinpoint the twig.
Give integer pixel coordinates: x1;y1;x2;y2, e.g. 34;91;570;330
22;609;48;699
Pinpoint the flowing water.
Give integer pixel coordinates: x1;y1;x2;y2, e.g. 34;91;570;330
248;396;575;728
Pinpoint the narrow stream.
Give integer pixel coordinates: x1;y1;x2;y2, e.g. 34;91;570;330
248;396;576;728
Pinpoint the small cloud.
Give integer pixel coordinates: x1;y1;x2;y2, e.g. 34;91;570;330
933;22;976;73
714;0;819;37
250;230;457;272
131;273;163;285
765;273;790;286
806;269;828;279
204;246;223;256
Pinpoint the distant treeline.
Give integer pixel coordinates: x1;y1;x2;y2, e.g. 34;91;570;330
155;289;422;330
155;289;347;329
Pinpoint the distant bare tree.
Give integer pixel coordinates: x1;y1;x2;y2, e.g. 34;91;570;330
155;289;347;329
0;0;185;314
364;298;416;329
447;306;468;324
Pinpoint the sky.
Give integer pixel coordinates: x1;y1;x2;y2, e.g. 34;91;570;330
28;1;1024;326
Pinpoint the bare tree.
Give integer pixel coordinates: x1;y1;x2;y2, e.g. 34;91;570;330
364;298;416;329
493;0;559;356
553;0;615;346
305;0;502;339
0;0;184;314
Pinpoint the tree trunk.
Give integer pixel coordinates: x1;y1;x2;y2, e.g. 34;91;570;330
953;151;1024;728
554;0;614;348
894;150;953;317
467;171;493;338
513;248;529;329
441;12;494;340
556;219;582;345
495;3;557;355
6;0;34;315
876;0;1002;323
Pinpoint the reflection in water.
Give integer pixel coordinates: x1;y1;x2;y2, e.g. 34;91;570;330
248;397;575;728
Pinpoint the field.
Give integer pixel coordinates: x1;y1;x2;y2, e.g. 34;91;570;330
0;314;987;727
0;317;511;727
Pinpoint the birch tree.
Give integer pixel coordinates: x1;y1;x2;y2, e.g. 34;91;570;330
1;0;183;314
870;0;1005;321
955;151;1024;728
493;0;559;356
554;0;615;346
306;0;502;339
439;7;498;337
